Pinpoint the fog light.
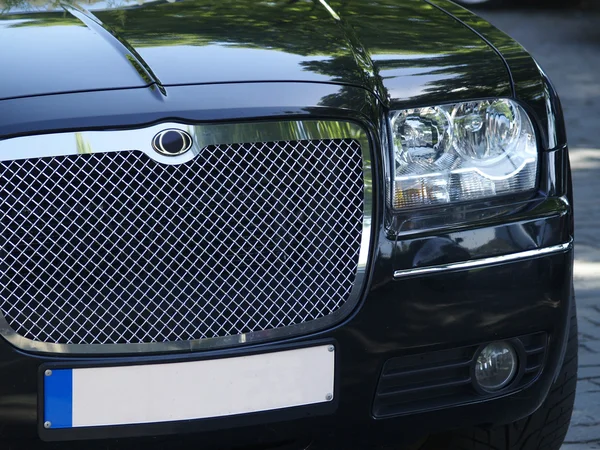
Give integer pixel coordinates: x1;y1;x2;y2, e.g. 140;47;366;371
474;341;518;392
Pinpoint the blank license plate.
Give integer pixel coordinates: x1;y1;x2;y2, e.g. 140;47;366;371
42;344;335;429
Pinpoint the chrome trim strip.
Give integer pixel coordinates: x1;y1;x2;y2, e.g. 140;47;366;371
393;240;573;279
0;119;373;355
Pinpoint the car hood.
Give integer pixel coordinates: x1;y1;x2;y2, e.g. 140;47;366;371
0;0;511;104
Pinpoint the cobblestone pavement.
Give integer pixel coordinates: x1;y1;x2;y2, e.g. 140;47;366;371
477;4;600;448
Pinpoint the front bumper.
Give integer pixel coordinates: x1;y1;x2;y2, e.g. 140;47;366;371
0;238;573;449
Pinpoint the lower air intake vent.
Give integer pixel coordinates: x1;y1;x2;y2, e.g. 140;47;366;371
373;333;547;418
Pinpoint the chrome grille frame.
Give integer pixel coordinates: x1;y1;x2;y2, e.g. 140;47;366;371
0;120;373;354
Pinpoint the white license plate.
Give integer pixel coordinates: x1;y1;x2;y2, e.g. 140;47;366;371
43;344;335;429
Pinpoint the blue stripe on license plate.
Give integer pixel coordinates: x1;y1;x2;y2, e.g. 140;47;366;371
44;369;73;429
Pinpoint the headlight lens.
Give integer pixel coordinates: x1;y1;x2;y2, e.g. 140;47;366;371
391;99;537;209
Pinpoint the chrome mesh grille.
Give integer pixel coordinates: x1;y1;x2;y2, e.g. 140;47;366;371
0;139;364;345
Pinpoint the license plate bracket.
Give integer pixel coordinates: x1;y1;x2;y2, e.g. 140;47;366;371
39;341;337;441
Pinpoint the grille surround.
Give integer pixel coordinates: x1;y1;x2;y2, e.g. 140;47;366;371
0;120;372;354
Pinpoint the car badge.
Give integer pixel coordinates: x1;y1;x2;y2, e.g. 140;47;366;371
152;129;193;156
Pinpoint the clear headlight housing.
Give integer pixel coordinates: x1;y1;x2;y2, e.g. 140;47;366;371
391;99;537;209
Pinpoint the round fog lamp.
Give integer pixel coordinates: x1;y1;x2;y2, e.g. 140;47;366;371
475;341;518;392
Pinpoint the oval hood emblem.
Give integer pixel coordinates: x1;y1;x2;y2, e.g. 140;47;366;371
152;129;193;156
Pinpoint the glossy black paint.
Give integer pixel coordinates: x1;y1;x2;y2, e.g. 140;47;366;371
394;202;570;271
337;0;512;107
428;0;568;150
0;83;377;139
0;0;510;109
0;0;574;448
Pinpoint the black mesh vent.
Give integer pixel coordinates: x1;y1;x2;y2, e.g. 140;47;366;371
373;333;548;418
0;139;364;345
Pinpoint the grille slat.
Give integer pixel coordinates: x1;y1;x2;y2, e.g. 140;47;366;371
0;139;364;345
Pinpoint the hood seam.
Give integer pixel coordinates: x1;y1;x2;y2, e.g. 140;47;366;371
62;3;168;97
423;0;516;98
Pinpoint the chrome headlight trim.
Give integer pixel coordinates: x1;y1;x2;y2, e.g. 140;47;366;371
393;240;572;279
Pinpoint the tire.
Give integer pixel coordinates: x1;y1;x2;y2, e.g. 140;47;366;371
422;297;578;450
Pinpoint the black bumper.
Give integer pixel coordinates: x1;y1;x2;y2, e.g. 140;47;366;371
0;241;573;449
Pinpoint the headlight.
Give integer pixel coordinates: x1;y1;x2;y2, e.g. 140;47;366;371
391;99;537;209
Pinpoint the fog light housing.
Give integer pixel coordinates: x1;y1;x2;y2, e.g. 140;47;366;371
474;341;518;392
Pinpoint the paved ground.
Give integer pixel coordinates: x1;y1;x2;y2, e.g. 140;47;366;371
476;3;600;448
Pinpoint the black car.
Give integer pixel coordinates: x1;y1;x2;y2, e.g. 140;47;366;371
0;0;575;449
